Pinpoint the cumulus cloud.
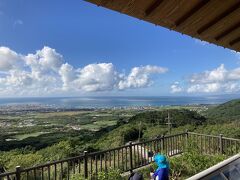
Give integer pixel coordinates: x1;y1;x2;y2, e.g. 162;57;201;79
189;64;226;84
59;63;76;90
170;82;183;93
186;64;240;93
0;47;23;71
25;46;64;73
74;63;118;92
118;65;168;90
0;46;167;96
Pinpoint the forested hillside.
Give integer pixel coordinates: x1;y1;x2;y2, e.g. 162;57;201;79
129;109;206;126
96;109;206;149
205;99;240;123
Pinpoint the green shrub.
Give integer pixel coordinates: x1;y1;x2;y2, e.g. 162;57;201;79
169;148;226;178
70;168;122;180
70;173;86;180
98;168;122;180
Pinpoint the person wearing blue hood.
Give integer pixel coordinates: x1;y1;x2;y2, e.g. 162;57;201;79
151;154;169;180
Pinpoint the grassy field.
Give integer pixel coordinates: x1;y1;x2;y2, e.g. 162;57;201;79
0;109;138;146
11;132;50;141
0;105;211;152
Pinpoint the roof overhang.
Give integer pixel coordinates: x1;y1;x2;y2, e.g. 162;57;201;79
86;0;240;52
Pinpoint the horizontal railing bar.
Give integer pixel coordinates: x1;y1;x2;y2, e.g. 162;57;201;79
133;132;186;146
22;154;85;172
0;171;16;177
222;137;240;141
188;132;219;138
88;145;131;156
189;132;240;142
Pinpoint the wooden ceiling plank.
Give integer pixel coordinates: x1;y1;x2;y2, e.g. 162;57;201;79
121;0;137;14
233;42;240;50
145;0;165;16
230;37;240;46
174;0;235;35
215;21;240;41
198;1;240;35
175;0;210;27
120;0;156;20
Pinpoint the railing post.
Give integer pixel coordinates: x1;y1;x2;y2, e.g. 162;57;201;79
129;142;133;173
84;151;88;179
185;130;189;150
161;135;165;154
16;166;21;180
219;134;223;154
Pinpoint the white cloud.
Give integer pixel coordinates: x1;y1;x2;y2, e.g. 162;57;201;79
74;63;118;92
189;64;226;84
25;46;63;73
0;47;23;71
170;82;183;93
187;83;221;93
59;63;76;90
0;46;167;96
186;64;240;93
118;65;168;90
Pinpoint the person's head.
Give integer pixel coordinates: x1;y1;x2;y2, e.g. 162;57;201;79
154;154;169;169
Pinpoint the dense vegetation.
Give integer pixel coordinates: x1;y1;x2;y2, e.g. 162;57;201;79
129;109;206;126
0;99;240;178
205;98;240;123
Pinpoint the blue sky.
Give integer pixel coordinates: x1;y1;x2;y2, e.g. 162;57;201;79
0;0;239;97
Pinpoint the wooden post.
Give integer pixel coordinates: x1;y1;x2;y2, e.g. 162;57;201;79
84;151;88;179
219;134;223;154
16;166;21;180
161;135;165;154
185;130;189;151
138;121;142;142
129;142;133;173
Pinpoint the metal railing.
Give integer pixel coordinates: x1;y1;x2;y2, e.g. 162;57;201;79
0;131;239;180
0;133;186;180
187;132;240;156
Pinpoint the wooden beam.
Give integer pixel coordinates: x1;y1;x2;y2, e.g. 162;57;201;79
145;0;164;16
215;21;240;41
230;37;240;46
198;1;240;35
175;0;210;27
121;0;137;13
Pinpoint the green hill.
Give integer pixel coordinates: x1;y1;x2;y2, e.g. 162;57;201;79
95;109;206;149
205;99;240;123
128;109;206;127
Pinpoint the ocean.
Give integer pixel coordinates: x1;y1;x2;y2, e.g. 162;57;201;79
0;96;239;109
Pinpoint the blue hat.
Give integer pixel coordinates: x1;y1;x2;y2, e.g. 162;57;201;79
154;154;169;169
